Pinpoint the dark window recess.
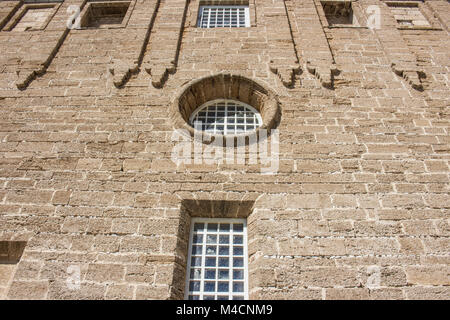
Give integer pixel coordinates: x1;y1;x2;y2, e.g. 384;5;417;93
321;1;354;25
0;241;26;264
81;2;130;28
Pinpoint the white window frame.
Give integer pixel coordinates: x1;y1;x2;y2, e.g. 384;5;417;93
189;99;263;135
184;218;249;300
197;5;250;28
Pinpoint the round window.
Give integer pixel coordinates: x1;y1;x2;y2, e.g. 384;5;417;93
170;74;280;144
189;99;262;135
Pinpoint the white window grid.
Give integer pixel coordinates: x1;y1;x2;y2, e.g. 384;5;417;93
184;218;249;300
198;5;250;28
189;99;262;135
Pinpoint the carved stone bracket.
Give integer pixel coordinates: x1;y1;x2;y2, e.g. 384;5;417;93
269;63;301;88
285;0;338;89
13;0;76;90
391;62;424;91
306;61;338;89
266;0;302;88
108;0;162;88
142;0;190;88
359;0;427;91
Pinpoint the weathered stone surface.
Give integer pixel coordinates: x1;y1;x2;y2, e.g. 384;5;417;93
0;0;448;301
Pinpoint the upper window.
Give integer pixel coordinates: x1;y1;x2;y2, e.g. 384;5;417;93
386;2;430;28
80;1;132;29
4;3;60;32
189;99;262;135
198;5;250;28
185;218;248;300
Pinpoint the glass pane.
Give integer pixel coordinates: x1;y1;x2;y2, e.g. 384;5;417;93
189;295;200;300
233;269;244;280
233;224;244;232
192;245;202;255
220;224;230;231
191;257;202;267
189;281;200;291
193;223;204;231
206;257;216;267
190;268;201;279
206;234;217;244
233;246;243;256
233;281;244;293
219;269;229;280
204;295;215;300
217;296;229;300
218;257;229;267
193;234;203;244
204;281;216;292
207;223;218;232
219;246;229;255
233;235;243;244
218;282;229;292
219;235;229;244
205;269;216;279
233;257;243;267
206;246;217;255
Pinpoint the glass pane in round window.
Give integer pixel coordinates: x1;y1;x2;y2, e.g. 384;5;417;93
189;100;262;135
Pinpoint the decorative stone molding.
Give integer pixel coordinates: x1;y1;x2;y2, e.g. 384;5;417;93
16;26;71;89
109;0;161;88
359;0;427;91
13;0;86;90
285;0;338;88
170;73;281;145
143;0;190;88
266;0;301;88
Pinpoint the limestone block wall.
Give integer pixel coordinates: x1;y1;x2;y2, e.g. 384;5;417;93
0;0;448;300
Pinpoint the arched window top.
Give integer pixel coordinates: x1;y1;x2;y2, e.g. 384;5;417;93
189;99;262;135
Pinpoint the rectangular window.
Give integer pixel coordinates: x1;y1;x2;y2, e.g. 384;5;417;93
81;1;132;29
185;218;248;300
321;1;355;26
386;2;430;28
197;5;250;28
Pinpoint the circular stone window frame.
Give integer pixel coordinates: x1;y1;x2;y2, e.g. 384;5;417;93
170;73;281;146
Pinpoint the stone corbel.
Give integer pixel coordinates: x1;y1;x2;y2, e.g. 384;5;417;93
391;62;424;91
306;61;338;89
269;63;301;88
142;0;189;88
143;61;177;88
108;0;161;88
109;60;139;88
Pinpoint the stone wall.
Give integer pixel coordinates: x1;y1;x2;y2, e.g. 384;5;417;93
0;0;448;299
